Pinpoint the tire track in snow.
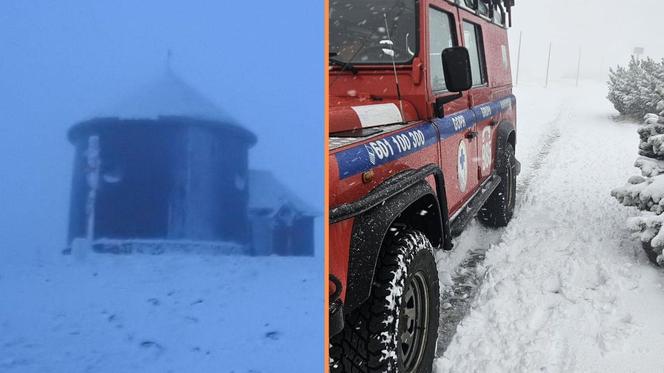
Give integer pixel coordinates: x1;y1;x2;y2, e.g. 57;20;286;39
436;109;565;357
436;236;496;355
515;116;563;204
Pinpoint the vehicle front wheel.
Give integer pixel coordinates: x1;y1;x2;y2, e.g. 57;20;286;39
330;230;439;373
479;143;517;227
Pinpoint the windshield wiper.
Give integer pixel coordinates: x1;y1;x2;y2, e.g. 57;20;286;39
329;53;358;75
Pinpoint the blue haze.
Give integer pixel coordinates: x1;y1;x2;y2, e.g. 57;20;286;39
0;1;323;371
0;1;324;256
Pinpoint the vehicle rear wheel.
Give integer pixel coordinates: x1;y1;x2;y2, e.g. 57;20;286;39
330;230;439;373
479;143;517;227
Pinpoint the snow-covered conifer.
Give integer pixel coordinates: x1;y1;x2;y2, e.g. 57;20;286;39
608;57;664;119
613;92;664;265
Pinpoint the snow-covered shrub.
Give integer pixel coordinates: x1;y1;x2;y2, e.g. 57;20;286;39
608;56;664;119
612;100;664;265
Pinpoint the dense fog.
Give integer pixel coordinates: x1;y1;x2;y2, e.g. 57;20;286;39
0;1;323;258
508;0;664;83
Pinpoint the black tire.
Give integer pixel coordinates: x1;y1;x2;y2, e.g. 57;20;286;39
330;231;439;373
479;143;517;227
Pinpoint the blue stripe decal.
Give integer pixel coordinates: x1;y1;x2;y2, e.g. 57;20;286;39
335;123;439;179
335;95;515;179
434;95;515;141
434;108;476;140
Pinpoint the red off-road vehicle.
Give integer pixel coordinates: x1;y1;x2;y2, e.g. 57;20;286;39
328;0;517;371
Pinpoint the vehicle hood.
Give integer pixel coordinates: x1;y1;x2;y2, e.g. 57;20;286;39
329;96;419;134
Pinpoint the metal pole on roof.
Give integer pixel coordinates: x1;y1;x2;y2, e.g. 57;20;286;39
575;47;582;87
515;31;522;86
544;42;552;88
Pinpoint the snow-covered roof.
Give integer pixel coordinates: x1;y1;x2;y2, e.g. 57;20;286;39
249;170;318;217
92;70;233;122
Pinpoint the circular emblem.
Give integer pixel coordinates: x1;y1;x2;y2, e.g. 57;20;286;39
457;140;468;192
481;127;492;171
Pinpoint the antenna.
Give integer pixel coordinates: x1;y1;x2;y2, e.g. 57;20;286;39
383;13;405;123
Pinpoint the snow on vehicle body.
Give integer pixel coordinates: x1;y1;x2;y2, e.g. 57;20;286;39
329;0;517;371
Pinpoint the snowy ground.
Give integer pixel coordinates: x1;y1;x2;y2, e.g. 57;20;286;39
435;80;664;372
0;252;322;372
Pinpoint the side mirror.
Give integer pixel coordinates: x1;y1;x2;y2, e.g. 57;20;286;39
442;46;473;92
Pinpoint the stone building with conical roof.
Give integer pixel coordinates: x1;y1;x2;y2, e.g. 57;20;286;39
66;72;315;255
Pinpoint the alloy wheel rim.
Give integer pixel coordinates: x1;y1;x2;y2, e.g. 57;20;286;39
398;271;429;372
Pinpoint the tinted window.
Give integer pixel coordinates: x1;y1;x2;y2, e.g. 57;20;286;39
429;8;456;92
463;21;487;86
330;0;418;64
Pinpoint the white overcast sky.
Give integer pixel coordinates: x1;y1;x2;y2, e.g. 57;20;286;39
508;0;664;83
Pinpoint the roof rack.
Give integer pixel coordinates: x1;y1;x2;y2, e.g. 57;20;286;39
482;0;515;27
460;0;515;27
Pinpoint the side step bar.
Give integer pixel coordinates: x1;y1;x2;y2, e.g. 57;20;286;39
449;174;502;237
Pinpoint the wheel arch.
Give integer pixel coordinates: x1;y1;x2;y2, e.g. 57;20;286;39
392;192;443;248
344;179;447;312
496;120;516;157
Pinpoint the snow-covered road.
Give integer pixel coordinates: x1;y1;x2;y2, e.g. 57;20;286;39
435;82;664;372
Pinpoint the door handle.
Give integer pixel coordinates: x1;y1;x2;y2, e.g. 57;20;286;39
465;131;478;140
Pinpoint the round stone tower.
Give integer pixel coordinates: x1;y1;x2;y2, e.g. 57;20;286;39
66;71;256;253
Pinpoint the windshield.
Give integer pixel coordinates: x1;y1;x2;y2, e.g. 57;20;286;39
330;0;418;65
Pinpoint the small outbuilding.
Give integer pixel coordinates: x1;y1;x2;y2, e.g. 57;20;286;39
248;170;318;256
